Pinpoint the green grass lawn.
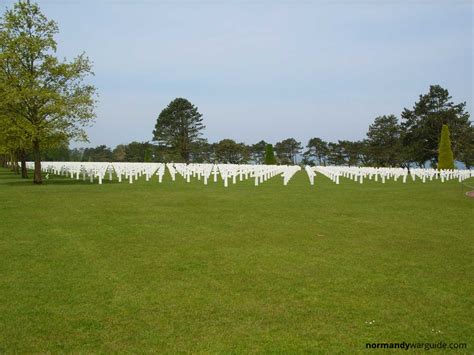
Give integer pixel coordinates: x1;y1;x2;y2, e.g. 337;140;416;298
0;167;472;352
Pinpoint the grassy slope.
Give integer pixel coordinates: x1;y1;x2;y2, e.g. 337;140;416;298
0;168;472;352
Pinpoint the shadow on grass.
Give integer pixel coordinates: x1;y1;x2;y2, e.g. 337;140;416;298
0;168;122;186
0;170;17;176
4;178;123;187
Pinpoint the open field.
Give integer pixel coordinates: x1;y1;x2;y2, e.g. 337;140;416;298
0;167;472;352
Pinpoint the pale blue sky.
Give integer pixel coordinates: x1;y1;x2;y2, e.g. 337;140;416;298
3;0;473;147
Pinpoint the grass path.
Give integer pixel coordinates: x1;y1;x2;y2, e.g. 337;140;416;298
0;168;472;352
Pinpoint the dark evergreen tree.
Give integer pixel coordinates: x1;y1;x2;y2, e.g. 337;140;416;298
250;140;267;164
215;139;249;164
153;98;205;162
82;145;113;162
304;137;329;166
366;115;402;167
264;144;276;165
274;138;302;165
124;141;152;162
189;139;212;163
401;85;471;167
456;125;474;169
327;142;345;165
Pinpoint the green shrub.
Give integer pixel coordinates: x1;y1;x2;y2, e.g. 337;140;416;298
437;124;455;170
264;144;277;165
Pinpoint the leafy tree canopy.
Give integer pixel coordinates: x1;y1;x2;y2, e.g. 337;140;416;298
0;0;97;183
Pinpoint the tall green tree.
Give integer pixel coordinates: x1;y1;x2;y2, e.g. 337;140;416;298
250;140;267;164
0;63;30;176
112;144;127;162
401;85;471;167
275;138;302;165
304;137;329;166
0;1;97;183
69;147;84;161
338;140;364;166
143;146;152;162
0;112;30;176
327;142;345;165
215;139;249;164
190;139;213;163
124;141;152;162
437;124;455;170
456;125;474;169
366;115;402;167
82;145;113;162
40;142;70;161
264;144;276;165
152;98;205;162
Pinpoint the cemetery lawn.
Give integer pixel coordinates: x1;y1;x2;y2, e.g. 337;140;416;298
0;168;472;353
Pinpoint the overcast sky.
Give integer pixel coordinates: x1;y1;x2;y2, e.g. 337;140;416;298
3;0;473;147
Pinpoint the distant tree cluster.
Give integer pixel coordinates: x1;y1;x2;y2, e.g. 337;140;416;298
145;86;472;168
303;86;472;169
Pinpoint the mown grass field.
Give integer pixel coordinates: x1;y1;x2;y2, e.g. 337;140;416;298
0;167;472;352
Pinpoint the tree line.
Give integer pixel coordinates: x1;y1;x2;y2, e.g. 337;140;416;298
22;84;473;169
64;86;471;168
1;2;473;185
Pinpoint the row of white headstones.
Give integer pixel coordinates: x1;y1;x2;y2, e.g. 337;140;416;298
24;162;301;186
24;162;472;186
305;166;473;184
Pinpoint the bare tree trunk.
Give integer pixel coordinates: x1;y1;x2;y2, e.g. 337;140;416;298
10;153;20;174
19;149;28;179
181;150;190;163
33;139;42;184
9;154;14;171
